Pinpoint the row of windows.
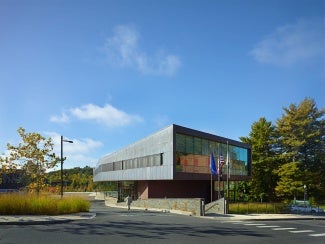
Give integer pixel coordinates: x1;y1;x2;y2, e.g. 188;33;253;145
176;133;230;155
175;133;249;176
176;133;248;162
94;153;163;175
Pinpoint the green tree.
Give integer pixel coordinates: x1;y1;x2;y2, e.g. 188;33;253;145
240;117;279;201
274;162;304;201
277;98;324;169
276;98;325;200
3;127;59;193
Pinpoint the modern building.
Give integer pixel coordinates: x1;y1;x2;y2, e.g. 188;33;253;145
93;124;251;202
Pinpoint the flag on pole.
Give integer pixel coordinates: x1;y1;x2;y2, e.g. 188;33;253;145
210;153;217;175
219;154;225;166
219;154;225;175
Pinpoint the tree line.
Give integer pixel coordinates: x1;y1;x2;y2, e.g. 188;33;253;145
240;98;324;203
46;166;116;193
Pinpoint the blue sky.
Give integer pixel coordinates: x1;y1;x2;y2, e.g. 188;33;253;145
0;0;324;170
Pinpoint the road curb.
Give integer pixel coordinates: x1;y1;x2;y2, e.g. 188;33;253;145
0;218;72;225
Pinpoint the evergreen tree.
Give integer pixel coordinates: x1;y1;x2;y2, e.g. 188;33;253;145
240;117;279;201
276;98;325;200
274;162;304;201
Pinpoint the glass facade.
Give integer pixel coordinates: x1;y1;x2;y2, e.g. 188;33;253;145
175;133;249;176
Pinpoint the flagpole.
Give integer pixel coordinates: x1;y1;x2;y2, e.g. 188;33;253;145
210;172;212;202
218;144;220;200
209;152;217;203
209;146;212;203
226;141;229;214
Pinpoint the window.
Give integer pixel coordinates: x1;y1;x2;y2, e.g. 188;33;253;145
97;153;163;173
175;133;249;176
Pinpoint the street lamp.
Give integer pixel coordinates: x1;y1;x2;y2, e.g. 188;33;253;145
61;136;73;198
303;185;307;203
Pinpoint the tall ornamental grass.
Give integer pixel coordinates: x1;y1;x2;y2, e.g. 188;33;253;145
229;202;286;214
0;193;90;215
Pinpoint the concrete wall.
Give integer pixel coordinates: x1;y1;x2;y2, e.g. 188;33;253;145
106;197;204;216
205;198;225;214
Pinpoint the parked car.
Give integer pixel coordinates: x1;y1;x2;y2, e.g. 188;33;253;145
288;200;324;214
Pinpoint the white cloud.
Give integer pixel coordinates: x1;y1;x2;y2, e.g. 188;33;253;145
70;103;143;127
44;132;103;169
105;24;138;66
49;113;69;123
103;24;181;76
250;17;325;66
50;103;143;127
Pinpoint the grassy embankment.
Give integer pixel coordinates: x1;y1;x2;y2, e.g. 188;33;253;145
0;193;90;215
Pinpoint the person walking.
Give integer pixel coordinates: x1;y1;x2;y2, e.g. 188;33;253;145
125;195;132;210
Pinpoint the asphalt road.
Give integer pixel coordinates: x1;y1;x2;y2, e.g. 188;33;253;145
0;201;324;244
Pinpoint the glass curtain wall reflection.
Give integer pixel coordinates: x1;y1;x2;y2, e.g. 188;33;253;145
175;133;248;176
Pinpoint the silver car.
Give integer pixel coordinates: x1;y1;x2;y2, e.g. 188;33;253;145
289;200;324;213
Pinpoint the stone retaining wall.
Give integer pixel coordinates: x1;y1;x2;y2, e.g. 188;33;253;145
205;198;225;214
63;192;206;216
106;197;204;216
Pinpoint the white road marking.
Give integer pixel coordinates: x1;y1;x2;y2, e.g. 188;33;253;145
226;220;325;238
231;222;251;224
272;227;296;230
257;225;280;228
309;233;325;237
244;223;266;226
289;230;314;233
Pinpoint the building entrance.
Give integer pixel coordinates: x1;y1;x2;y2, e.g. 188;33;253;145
118;181;138;201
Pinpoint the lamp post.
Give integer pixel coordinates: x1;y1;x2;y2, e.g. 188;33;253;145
303;185;307;203
61;136;73;198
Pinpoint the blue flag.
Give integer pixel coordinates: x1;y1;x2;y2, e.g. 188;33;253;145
210;153;217;175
